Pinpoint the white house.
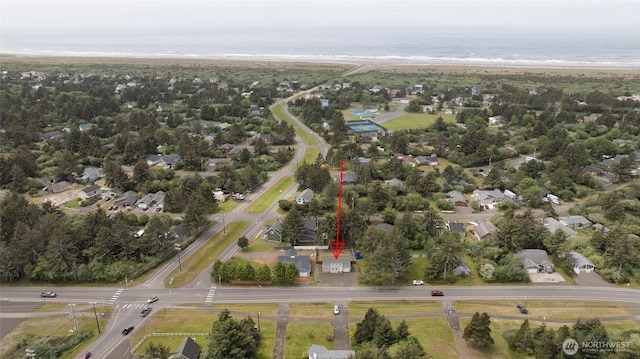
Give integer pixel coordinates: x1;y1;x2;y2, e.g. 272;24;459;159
295;188;314;205
567;251;596;273
322;257;351;274
79;184;101;200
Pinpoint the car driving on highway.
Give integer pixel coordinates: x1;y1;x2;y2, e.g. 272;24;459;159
122;326;134;335
412;280;424;285
141;306;152;317
147;296;159;303
431;290;444;296
40;291;57;298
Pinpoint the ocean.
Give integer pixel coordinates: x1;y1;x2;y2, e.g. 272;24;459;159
1;26;639;68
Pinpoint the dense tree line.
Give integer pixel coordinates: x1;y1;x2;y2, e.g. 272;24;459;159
210;258;299;285
0;192;188;283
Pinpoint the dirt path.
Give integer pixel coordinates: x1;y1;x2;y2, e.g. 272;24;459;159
272;303;289;359
442;301;483;359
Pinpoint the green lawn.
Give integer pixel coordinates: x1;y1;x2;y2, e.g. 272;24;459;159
284;322;334;359
65;198;81;208
166;221;250;288
216;200;239;213
390;317;457;359
302;147;320;164
382;113;456;131
245;176;295;214
272;104;318;146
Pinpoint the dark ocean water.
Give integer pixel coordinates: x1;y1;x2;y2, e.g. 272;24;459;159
2;26;639;68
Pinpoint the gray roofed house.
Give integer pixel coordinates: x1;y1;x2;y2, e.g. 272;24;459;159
337;172;357;184
567;251;596;273
559;215;592;229
473;220;497;240
78;167;101;183
472;189;505;209
296;188;314;205
384;178;405;188
300;219;318;243
308;344;355;359
171;336;201;359
544;217;577;237
453;256;471;276
415;155;438;166
115;190;138;206
322;257;352;273
446;191;468;206
264;221;283;242
137;191;165;210
79;184;101;200
162;154;181;167
40;130;61;140
593;223;610;232
145;154;163;166
278;249;312;277
601;154;626;168
446;221;466;235
170;223;190;240
47;181;71;193
517;249;555;273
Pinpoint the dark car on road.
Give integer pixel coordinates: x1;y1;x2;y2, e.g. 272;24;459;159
40;291;57;298
431;290;444;296
79;352;92;359
516;304;528;314
122;326;134;335
141;306;152;317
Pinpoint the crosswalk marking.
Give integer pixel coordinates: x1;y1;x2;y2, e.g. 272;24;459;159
205;285;217;303
108;288;124;303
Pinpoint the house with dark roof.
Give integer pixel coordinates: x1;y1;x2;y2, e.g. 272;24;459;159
145;154;163;166
322;257;352;273
171;337;201;359
567;251;596;273
115;190;138;207
47;181;71;193
472;189;505;209
517;249;555;274
446;221;466;236
308;344;354;359
264;221;283;242
79;184;101;200
336;172;357;184
169;223;190;241
296;188;314;205
415;155;438;166
40;130;61;140
601;154;626;168
300;219;319;243
543;217;577;237
278;249;312;277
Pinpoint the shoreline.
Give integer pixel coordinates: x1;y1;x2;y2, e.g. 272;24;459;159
2;53;640;77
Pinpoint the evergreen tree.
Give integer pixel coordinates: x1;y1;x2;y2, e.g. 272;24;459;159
374;318;396;348
509;319;533;353
204;309;259;359
354;308;382;344
281;207;306;245
395;320;410;341
463;312;494;347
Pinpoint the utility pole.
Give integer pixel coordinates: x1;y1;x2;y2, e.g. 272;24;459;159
175;244;182;272
89;302;101;334
69;304;79;334
257;311;261;333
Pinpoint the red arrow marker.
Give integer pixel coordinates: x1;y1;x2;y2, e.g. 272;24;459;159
330;157;345;260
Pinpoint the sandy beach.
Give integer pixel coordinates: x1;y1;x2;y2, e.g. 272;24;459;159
2;54;639;79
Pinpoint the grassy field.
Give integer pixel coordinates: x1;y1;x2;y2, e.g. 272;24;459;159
65;198;81;208
288;303;335;319
245;176;295;214
241;241;280;253
382;112;457;131
454;300;631;320
272;104;318;146
284;322;335;359
302;147;321;164
390;317;458;359
216;200;239;213
0;307;111;359
349;300;443;317
166;221;250;288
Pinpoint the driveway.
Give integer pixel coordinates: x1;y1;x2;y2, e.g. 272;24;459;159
333;302;351;350
316;264;358;287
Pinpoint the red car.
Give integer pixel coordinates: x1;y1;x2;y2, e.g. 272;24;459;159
431;290;444;296
79;352;92;359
